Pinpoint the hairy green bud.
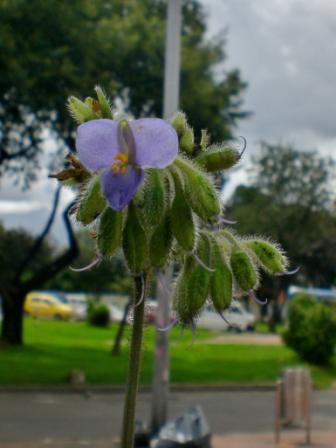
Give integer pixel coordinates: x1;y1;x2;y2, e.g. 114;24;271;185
179;127;194;154
173;254;210;325
171;111;188;136
210;238;232;312
141;169;166;228
67;96;96;123
172;270;190;324
149;211;173;268
122;203;149;273
94;85;113;119
170;178;196;252
245;239;287;274
97;207;123;257
77;176;106;225
195;145;240;172
175;158;221;221
230;248;258;292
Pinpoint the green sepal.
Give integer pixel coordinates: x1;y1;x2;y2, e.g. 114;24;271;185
230;248;258;292
94;85;113;119
179;127;194;154
76;176;106;225
141;169;166;228
122;202;149;274
97;207;123;257
209;237;232;312
195;145;240;172
173;234;212;325
171;111;188;136
173;258;209;325
245;239;287;274
149;210;173;268
67;96;96;123
174;157;221;221
170;173;196;252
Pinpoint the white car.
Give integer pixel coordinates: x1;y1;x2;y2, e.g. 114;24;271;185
197;302;255;332
106;303;125;322
68;297;87;321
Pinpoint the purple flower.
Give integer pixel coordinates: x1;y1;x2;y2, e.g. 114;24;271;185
76;118;178;211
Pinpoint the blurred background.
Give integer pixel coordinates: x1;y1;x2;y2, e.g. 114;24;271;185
1;1;336;447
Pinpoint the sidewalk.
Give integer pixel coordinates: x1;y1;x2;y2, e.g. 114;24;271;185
1;432;336;448
213;431;336;448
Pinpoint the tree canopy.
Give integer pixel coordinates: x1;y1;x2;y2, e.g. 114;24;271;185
229;143;336;289
0;0;249;186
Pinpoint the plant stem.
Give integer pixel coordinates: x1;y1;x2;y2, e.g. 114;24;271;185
121;273;147;448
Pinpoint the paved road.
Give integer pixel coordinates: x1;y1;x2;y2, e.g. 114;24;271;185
0;390;335;446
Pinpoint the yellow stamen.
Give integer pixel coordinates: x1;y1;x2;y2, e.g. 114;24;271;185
111;152;129;174
115;153;129;164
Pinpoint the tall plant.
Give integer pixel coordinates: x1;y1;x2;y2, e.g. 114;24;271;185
53;87;291;448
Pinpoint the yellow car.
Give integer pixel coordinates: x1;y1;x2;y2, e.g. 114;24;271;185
24;291;72;320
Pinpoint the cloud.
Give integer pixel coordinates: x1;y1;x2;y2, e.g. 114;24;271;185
202;0;336;151
0;200;45;214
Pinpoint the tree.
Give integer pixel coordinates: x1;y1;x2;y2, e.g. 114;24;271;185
228;143;336;322
0;0;248;186
0;191;78;345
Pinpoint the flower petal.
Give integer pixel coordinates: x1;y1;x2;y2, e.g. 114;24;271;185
101;167;145;211
129;118;178;168
76;119;119;171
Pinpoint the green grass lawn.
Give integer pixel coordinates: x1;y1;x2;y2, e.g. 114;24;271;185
0;318;335;388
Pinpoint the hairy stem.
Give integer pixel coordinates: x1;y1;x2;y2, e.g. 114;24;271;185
121;273;148;448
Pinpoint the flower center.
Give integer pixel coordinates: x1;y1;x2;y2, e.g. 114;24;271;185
111;152;129;174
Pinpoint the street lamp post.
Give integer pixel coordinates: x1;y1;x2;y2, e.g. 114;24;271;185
151;0;182;434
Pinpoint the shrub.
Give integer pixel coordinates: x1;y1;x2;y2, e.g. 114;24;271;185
88;302;110;328
283;293;336;365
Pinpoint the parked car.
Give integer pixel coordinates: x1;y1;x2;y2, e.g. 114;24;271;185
66;295;87;321
197;302;255;332
106;303;124;322
24;291;72;320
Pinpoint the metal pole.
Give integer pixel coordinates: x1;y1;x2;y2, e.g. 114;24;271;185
163;0;182;119
151;0;182;434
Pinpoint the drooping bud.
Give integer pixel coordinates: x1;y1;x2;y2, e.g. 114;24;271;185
170;170;196;252
149;210;173;268
179;127;194;154
175;157;221;221
97;207;123;257
230;248;258;293
171;111;188;136
67;96;96;123
122;202;149;274
209;238;232;312
94;85;113;119
77;176;106;225
173;250;210;326
172;269;190;325
195;145;240;172
141;169;166;228
244;239;288;274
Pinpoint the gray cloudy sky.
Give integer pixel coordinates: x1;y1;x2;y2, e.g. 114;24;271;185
1;0;336;243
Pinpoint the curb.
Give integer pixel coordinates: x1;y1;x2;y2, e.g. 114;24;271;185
0;383;276;394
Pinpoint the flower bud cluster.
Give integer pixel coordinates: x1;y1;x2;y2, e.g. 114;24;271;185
53;90;293;330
